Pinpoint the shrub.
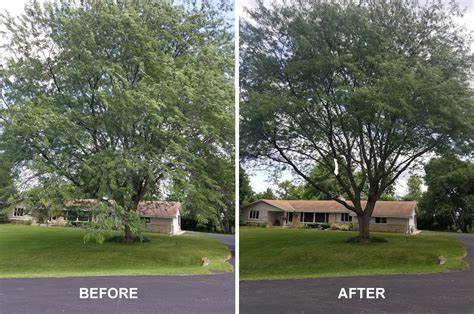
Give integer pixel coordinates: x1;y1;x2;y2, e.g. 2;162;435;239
330;223;340;230
330;223;351;231
320;223;331;229
0;212;9;222
244;222;268;228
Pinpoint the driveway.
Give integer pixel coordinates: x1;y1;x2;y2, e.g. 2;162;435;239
184;231;235;267
240;234;474;314
0;232;235;314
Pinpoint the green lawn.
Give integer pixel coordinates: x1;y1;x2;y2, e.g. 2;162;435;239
240;228;468;281
0;224;232;278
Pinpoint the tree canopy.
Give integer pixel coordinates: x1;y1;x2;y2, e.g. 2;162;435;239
419;156;473;233
240;0;473;241
0;0;233;241
403;175;423;201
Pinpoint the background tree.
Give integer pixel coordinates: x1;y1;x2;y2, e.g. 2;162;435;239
419;156;473;233
403;175;423;201
0;154;17;221
253;187;277;200
0;0;233;242
173;155;234;234
0;156;16;205
239;167;254;206
240;1;473;242
276;180;305;199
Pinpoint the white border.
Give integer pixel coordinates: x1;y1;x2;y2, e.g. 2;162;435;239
234;0;240;313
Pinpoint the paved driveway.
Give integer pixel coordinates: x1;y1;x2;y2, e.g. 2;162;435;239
0;233;235;314
240;234;474;314
185;231;235;267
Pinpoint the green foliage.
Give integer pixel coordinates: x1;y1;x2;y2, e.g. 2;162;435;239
403;175;423;201
253;187;277;200
419;156;473;232
84;203;146;243
0;153;17;210
171;154;234;233
240;0;473;239
0;0;233;239
239;167;254;206
276;180;305;199
20;179;81;223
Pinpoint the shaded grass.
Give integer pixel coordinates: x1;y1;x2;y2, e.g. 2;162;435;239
240;228;468;281
0;224;232;278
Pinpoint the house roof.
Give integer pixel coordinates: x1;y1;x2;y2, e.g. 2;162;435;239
65;199;105;207
137;201;181;218
245;199;416;218
65;199;181;218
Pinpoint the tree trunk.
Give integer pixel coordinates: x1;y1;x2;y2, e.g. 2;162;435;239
123;222;133;243
357;214;371;242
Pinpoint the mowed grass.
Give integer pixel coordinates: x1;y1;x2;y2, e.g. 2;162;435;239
240;228;468;281
0;224;232;278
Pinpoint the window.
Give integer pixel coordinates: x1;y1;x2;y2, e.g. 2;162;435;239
13;208;24;217
249;210;259;220
341;213;352;222
315;213;327;223
303;212;314;223
288;212;293;222
144;217;151;224
375;217;387;224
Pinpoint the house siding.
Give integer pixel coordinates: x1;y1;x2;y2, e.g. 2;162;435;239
241;200;416;233
145;217;173;234
8;214;33;222
241;202;278;225
353;217;409;233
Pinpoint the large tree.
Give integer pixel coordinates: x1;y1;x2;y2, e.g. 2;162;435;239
0;0;233;241
240;1;473;241
419;156;473;233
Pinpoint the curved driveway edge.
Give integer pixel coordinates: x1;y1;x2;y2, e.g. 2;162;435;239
184;231;235;267
240;234;473;314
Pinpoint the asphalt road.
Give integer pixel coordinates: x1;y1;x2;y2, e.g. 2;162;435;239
240;234;474;314
0;233;235;314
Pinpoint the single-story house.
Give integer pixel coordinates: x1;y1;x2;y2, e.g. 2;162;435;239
7;200;182;235
7;205;33;223
241;199;417;234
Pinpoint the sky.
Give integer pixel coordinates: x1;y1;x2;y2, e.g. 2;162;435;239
240;0;474;196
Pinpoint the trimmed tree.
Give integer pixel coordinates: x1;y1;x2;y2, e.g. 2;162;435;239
240;1;473;241
0;0;233;242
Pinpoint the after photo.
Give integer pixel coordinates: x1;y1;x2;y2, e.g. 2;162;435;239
239;0;473;313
